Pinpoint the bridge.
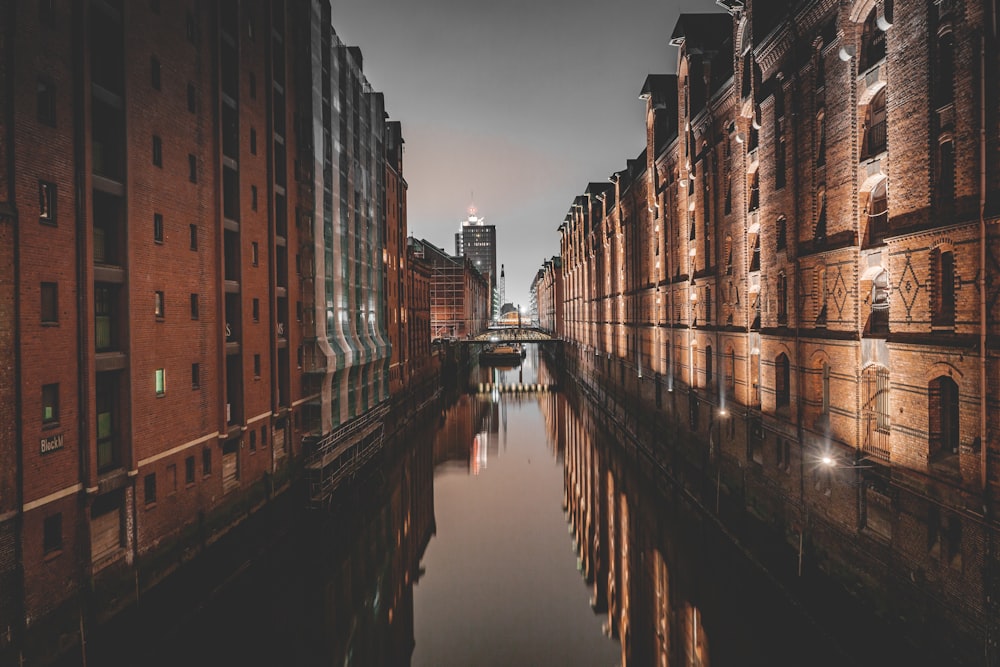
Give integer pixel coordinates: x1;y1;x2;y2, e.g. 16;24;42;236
463;326;559;344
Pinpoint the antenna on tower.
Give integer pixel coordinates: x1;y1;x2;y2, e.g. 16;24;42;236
500;264;506;312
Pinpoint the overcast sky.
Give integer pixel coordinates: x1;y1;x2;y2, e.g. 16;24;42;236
329;0;724;308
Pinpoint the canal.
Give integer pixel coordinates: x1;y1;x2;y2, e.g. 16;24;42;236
67;346;929;666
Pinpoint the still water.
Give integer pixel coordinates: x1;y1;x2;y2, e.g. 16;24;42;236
74;346;911;666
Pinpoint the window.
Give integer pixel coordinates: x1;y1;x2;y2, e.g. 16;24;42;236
155;368;166;396
42;383;59;425
154;291;165;318
863;89;887;159
705;345;713;386
777;273;788;325
187;82;197;113
37;77;56;126
151;56;161;90
260;426;267;448
932;248;956;327
862;364;891;461
724;175;732;214
868;179;888;245
41;282;58;324
252;298;260;321
776;439;790;472
747;170;759;212
860;8;886;72
775;353;790;410
249;72;256;99
190;224;198;250
250;127;257;155
144;473;156;505
936;138;955;203
191;362;200;389
202;447;212;476
39;181;56;224
167;464;177;495
185;10;196;43
152;135;162;166
775;138;786;189
253;353;261;378
252;241;259;266
249;430;256;451
185;455;195;484
190;293;199;319
776;216;787;251
153;213;164;243
815;110;826;166
936;31;955;107
727;349;736;391
43;514;62;554
251;185;258;211
815;188;827;242
821;362;831;416
929;375;959;457
870;269;891;334
188;154;197;183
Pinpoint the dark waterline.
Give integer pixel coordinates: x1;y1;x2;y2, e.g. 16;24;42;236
64;347;927;666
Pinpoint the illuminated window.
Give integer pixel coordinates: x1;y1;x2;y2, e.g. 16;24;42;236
39;181;56;223
154;291;165;319
42;383;59;425
155;368;165;396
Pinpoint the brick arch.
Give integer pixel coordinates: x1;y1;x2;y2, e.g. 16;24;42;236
848;0;882;25
925;361;963;384
809;348;832;367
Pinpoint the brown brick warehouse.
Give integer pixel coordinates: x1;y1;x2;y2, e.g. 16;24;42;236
0;1;452;662
534;0;1000;662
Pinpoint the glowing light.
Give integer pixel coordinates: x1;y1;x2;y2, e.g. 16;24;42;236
821;455;835;467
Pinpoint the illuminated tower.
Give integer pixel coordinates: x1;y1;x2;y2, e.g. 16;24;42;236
454;205;497;314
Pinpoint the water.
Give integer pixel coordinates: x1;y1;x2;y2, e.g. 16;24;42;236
66;346;923;666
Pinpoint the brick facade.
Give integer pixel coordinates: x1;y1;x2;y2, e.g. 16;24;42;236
544;1;1000;660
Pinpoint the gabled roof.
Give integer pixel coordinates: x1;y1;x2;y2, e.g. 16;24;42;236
670;13;732;53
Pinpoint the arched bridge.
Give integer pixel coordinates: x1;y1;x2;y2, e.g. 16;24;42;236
464;327;559;344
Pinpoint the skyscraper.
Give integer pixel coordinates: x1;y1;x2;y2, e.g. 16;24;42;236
454;206;497;316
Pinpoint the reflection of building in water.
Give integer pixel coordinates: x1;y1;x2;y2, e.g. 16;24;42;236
560;394;712;667
312;425;435;665
433;394;492;471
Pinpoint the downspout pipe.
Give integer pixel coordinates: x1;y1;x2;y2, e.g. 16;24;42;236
979;33;988;501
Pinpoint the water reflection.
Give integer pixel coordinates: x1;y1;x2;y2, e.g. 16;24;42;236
70;346;876;667
557;382;860;667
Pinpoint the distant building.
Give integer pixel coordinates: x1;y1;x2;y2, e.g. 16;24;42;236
416;240;489;340
454;208;497;314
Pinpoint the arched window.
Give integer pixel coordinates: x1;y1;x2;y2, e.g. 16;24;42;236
932;248;956;327
727;348;736;391
748;169;760;212
776;215;787;251
862;364;891;460
706;345;713;386
863;88;887;159
929;375;959;457
777;273;788;325
867;178;888;245
860;8;886;72
870;269;891;335
936;137;955;203
775;353;790;410
821;362;831;416
935;29;955;107
815;187;827;243
815;109;826;165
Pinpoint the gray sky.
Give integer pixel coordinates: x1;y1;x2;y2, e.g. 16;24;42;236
330;0;724;308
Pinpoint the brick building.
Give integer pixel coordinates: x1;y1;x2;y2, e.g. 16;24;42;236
414;239;490;340
544;0;1000;659
532;256;564;335
385;121;408;395
407;238;437;391
0;1;406;657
